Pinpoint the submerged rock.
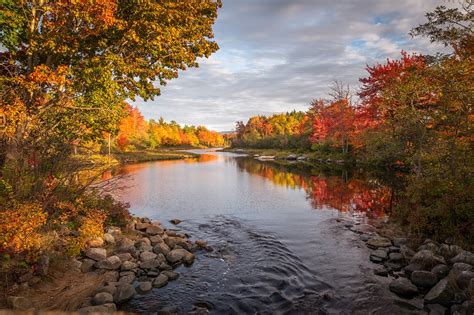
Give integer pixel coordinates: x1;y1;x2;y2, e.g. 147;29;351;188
170;219;182;225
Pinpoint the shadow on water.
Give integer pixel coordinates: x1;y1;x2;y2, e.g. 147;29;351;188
111;151;413;314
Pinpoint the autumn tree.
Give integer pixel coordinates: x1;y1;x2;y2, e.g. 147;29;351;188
0;0;221;200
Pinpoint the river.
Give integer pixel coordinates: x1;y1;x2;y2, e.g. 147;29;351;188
107;149;416;314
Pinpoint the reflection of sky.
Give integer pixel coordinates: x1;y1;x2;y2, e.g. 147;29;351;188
134;0;454;131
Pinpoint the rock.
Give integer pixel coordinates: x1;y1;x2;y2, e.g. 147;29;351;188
95;256;121;270
77;303;117;313
456;271;474;290
389;252;404;263
121;261;138;271
116;253;133;262
162;270;179;280
38;255;50;276
88;237;105;248
388;246;400;253
410;271;438;288
149;235;164;245
135;222;151;231
166;249;195;265
450;251;474;265
137;281;153;294
451;300;474;315
147;270;160;277
367;237;392;249
114;284;136;304
146;225;164;235
418;242;439;253
453;263;473;272
404;263;423;276
154;242;171;255
135;239;153;252
106;226;121;235
166;230;177;237
139;259;161;269
431;264;450;280
393;238;408;247
71;258;82;271
360;234;371;242
170;219;182;225
400;245;416;261
153;274;169;288
118;273;135;285
159;263;173;271
410;250;446;269
7;296;32;310
92;292;114;305
81;258;96;273
389;278;419;298
85;248;107;261
425;278;455;306
103;271;120;283
140;251;158;262
370;249;388;262
374;267;388;277
103;233;115;244
425;304;446;315
385;262;403;272
286;154;297;160
195;240;208;249
96;285;117;295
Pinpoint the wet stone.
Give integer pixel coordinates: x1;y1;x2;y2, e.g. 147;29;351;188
153;274;169;288
137;281;153;294
389;252;403;263
410;271;438;288
424;278;455;306
374;267;388;277
431;264;449;280
385;262;403;272
404;263;423;276
162;270;179;280
114;284;136;304
389;277;419;298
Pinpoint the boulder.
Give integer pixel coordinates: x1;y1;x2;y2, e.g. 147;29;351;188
103;233;115;244
95;256;121;270
389;278;419;298
450;251;474;265
425;304;446;315
135;239;153;251
149;235;164;245
153;274;169;288
118;273;135;285
431;264;449;280
116;237;135;250
81;258;96;273
116;253;133;262
410;250;446;269
400;245;416;261
85;248;107;261
453;262;473;272
92;292;113;305
370;249;388;262
153;242;171;255
389;253;403;263
7;296;32;310
88;237;105;248
140;251;157;262
137;281;153;294
146;225;164;236
135;222;151;231
456;271;474;290
162;270;179;281
367;237;392;249
424;278;455;306
170;219;182;225
195;240;208;249
96;285;117;295
121;261;138;271
77;303;117;313
373;267;388;277
113;284;136;304
404;263;423;276
103;271;119;283
166;249;195;265
139;259;161;269
410;271;438;288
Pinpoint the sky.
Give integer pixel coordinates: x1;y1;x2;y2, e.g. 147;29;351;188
133;0;454;132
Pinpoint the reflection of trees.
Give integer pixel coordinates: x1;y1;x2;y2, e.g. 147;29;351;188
236;158;393;218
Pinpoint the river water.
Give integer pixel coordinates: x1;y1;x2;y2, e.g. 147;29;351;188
108;149;417;314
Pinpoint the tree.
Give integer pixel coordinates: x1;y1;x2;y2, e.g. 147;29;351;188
0;0;222;184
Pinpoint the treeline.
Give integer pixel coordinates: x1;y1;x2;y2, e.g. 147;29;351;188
235;5;473;245
113;104;226;151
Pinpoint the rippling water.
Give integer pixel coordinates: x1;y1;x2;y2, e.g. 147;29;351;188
108;149;416;314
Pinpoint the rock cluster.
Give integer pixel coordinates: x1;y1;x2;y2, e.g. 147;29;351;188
11;217;209;313
347;221;474;314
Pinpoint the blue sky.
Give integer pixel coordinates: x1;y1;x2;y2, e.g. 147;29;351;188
133;0;453;131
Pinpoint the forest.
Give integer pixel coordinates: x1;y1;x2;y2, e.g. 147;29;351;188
233;6;473;245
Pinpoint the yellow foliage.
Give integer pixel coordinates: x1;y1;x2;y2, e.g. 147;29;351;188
67;209;106;256
0;202;48;259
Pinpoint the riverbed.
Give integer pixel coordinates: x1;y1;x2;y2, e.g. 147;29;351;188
108;149;416;314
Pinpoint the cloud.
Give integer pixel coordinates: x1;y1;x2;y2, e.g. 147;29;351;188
133;0;455;131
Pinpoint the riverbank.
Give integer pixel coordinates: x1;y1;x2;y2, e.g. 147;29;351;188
221;147;353;164
1;216;210;313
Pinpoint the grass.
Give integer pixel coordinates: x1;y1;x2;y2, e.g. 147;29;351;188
221;147;354;162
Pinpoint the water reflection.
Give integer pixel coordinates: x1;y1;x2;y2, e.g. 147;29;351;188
235;158;395;219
